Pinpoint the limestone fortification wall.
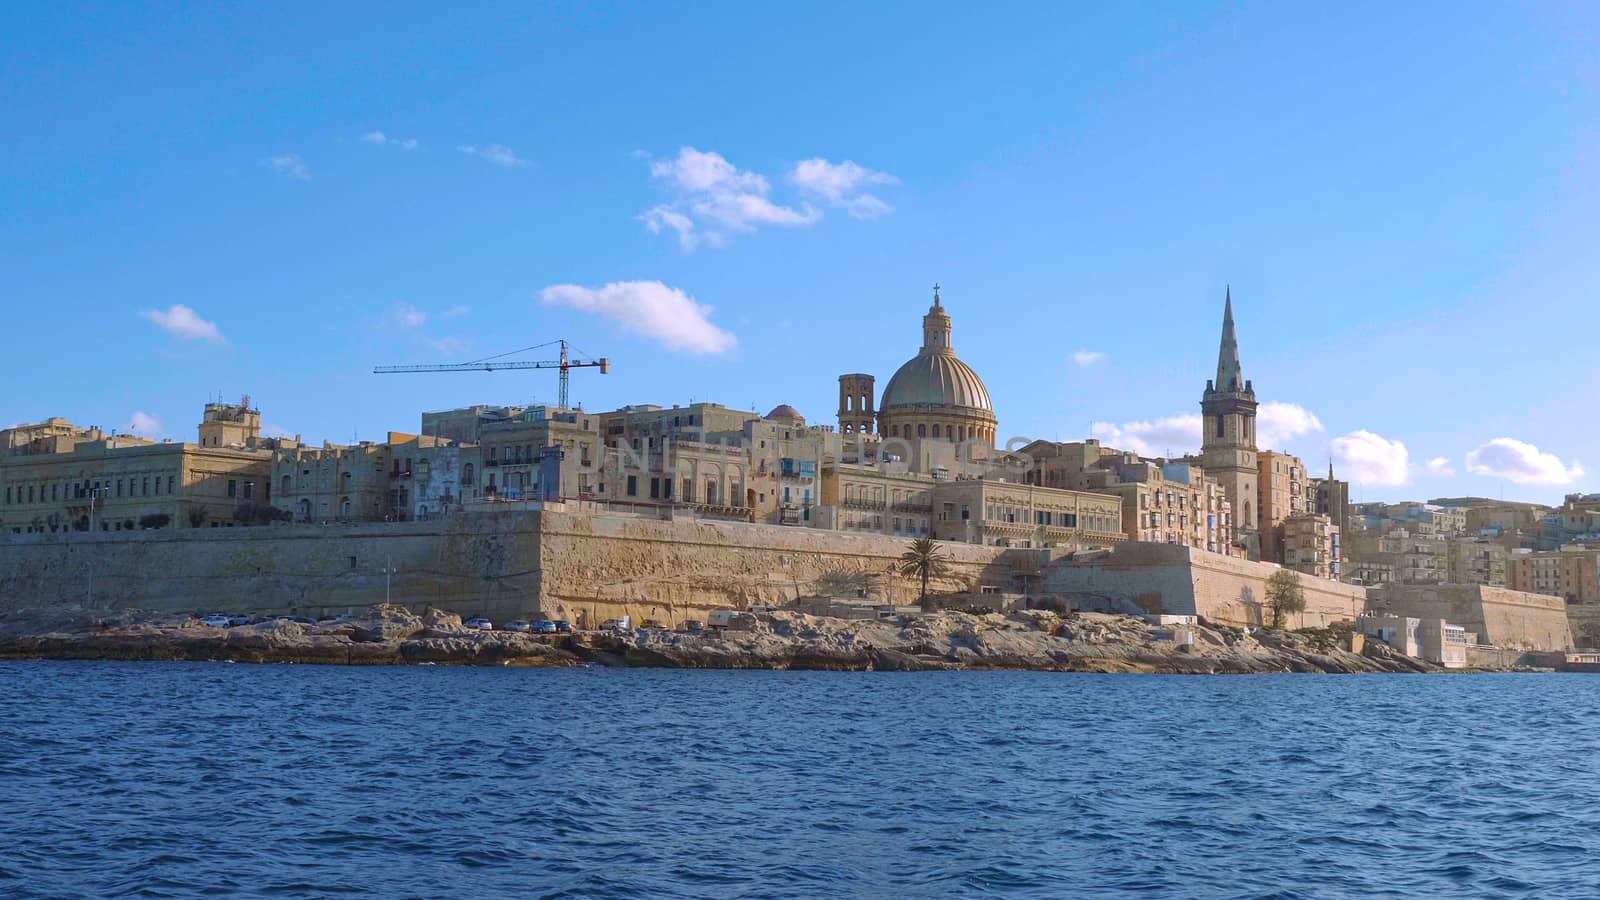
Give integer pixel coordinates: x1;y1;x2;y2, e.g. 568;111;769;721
533;508;1013;627
1567;603;1600;649
1372;584;1573;651
1040;542;1367;628
0;514;539;621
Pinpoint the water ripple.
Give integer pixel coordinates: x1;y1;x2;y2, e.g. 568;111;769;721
2;663;1600;897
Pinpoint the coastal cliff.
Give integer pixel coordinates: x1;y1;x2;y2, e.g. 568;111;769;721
0;604;1435;674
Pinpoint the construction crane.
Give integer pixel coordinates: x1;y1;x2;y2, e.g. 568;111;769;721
374;339;608;409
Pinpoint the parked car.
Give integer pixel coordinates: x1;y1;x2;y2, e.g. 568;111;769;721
273;615;315;625
502;620;532;633
532;620;557;634
682;620;705;633
463;617;494;631
553;621;573;633
227;615;255;627
199;614;232;628
601;616;631;630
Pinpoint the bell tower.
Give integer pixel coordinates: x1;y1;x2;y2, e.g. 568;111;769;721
1201;288;1259;540
838;374;875;435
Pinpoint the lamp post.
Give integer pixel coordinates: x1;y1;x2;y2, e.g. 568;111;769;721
379;556;398;606
86;485;109;605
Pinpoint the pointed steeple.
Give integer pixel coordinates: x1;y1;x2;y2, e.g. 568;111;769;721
1215;286;1243;392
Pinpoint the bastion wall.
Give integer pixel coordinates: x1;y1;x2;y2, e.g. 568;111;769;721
1370;584;1573;651
532;507;1013;627
1040;542;1368;628
0;514;539;621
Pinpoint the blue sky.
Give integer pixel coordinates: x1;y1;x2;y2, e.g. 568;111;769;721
4;2;1597;504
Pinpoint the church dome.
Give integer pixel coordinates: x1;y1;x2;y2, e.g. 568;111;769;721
875;286;997;447
879;353;992;412
765;403;805;424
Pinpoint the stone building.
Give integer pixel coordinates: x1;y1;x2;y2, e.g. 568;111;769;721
478;407;602;501
0;403;282;534
924;478;1123;548
1256;450;1308;562
272;432;478;523
1508;547;1600;604
1446;537;1509;587
1018;440;1236;555
1198;290;1260;549
1281;513;1340;580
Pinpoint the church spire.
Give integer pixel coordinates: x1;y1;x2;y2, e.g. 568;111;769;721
1215;286;1243;392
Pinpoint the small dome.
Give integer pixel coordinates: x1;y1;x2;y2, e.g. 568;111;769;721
765;404;805;424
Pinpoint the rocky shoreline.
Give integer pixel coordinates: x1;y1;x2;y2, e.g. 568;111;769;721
0;604;1447;674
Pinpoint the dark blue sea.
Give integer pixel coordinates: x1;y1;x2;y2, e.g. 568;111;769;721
3;663;1599;898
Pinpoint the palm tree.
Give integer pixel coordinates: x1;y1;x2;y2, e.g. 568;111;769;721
898;538;949;613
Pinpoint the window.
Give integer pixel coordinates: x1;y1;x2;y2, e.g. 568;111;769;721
168;476;175;494
227;480;237;498
243;481;254;500
626;475;637;497
663;479;672;499
142;478;149;496
649;477;660;499
1216;417;1225;439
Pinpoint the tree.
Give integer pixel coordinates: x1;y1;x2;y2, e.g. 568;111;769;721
188;508;210;529
897;538;949;613
232;502;291;526
812;568;868;599
138;513;171;530
1266;568;1306;629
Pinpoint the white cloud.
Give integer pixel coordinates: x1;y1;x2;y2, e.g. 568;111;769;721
540;281;737;354
1256;401;1325;450
1423;457;1457;478
262;423;295;440
1071;350;1106;366
1329;430;1410;486
1465;438;1584;486
639;205;703;251
125;411;161;436
428;337;468;355
141;304;225;343
440;304;470;319
641;147;820;250
789;158;898;219
1090;414;1202;458
362;131;418;150
390;304;427;329
264;154;310;181
458;144;527;168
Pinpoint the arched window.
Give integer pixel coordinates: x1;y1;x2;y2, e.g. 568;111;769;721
860;394;870;411
932;425;942;438
917;424;927;438
462;463;475;486
1216;416;1225;439
281;474;291;494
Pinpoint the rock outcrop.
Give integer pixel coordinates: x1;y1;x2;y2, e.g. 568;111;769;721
0;605;1452;673
0;604;578;667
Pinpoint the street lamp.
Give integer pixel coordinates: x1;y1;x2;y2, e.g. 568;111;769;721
86;485;110;605
379;555;398;606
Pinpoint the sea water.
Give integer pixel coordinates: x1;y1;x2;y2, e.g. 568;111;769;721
2;662;1598;897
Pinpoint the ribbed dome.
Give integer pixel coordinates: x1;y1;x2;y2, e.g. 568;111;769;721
879;352;992;412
